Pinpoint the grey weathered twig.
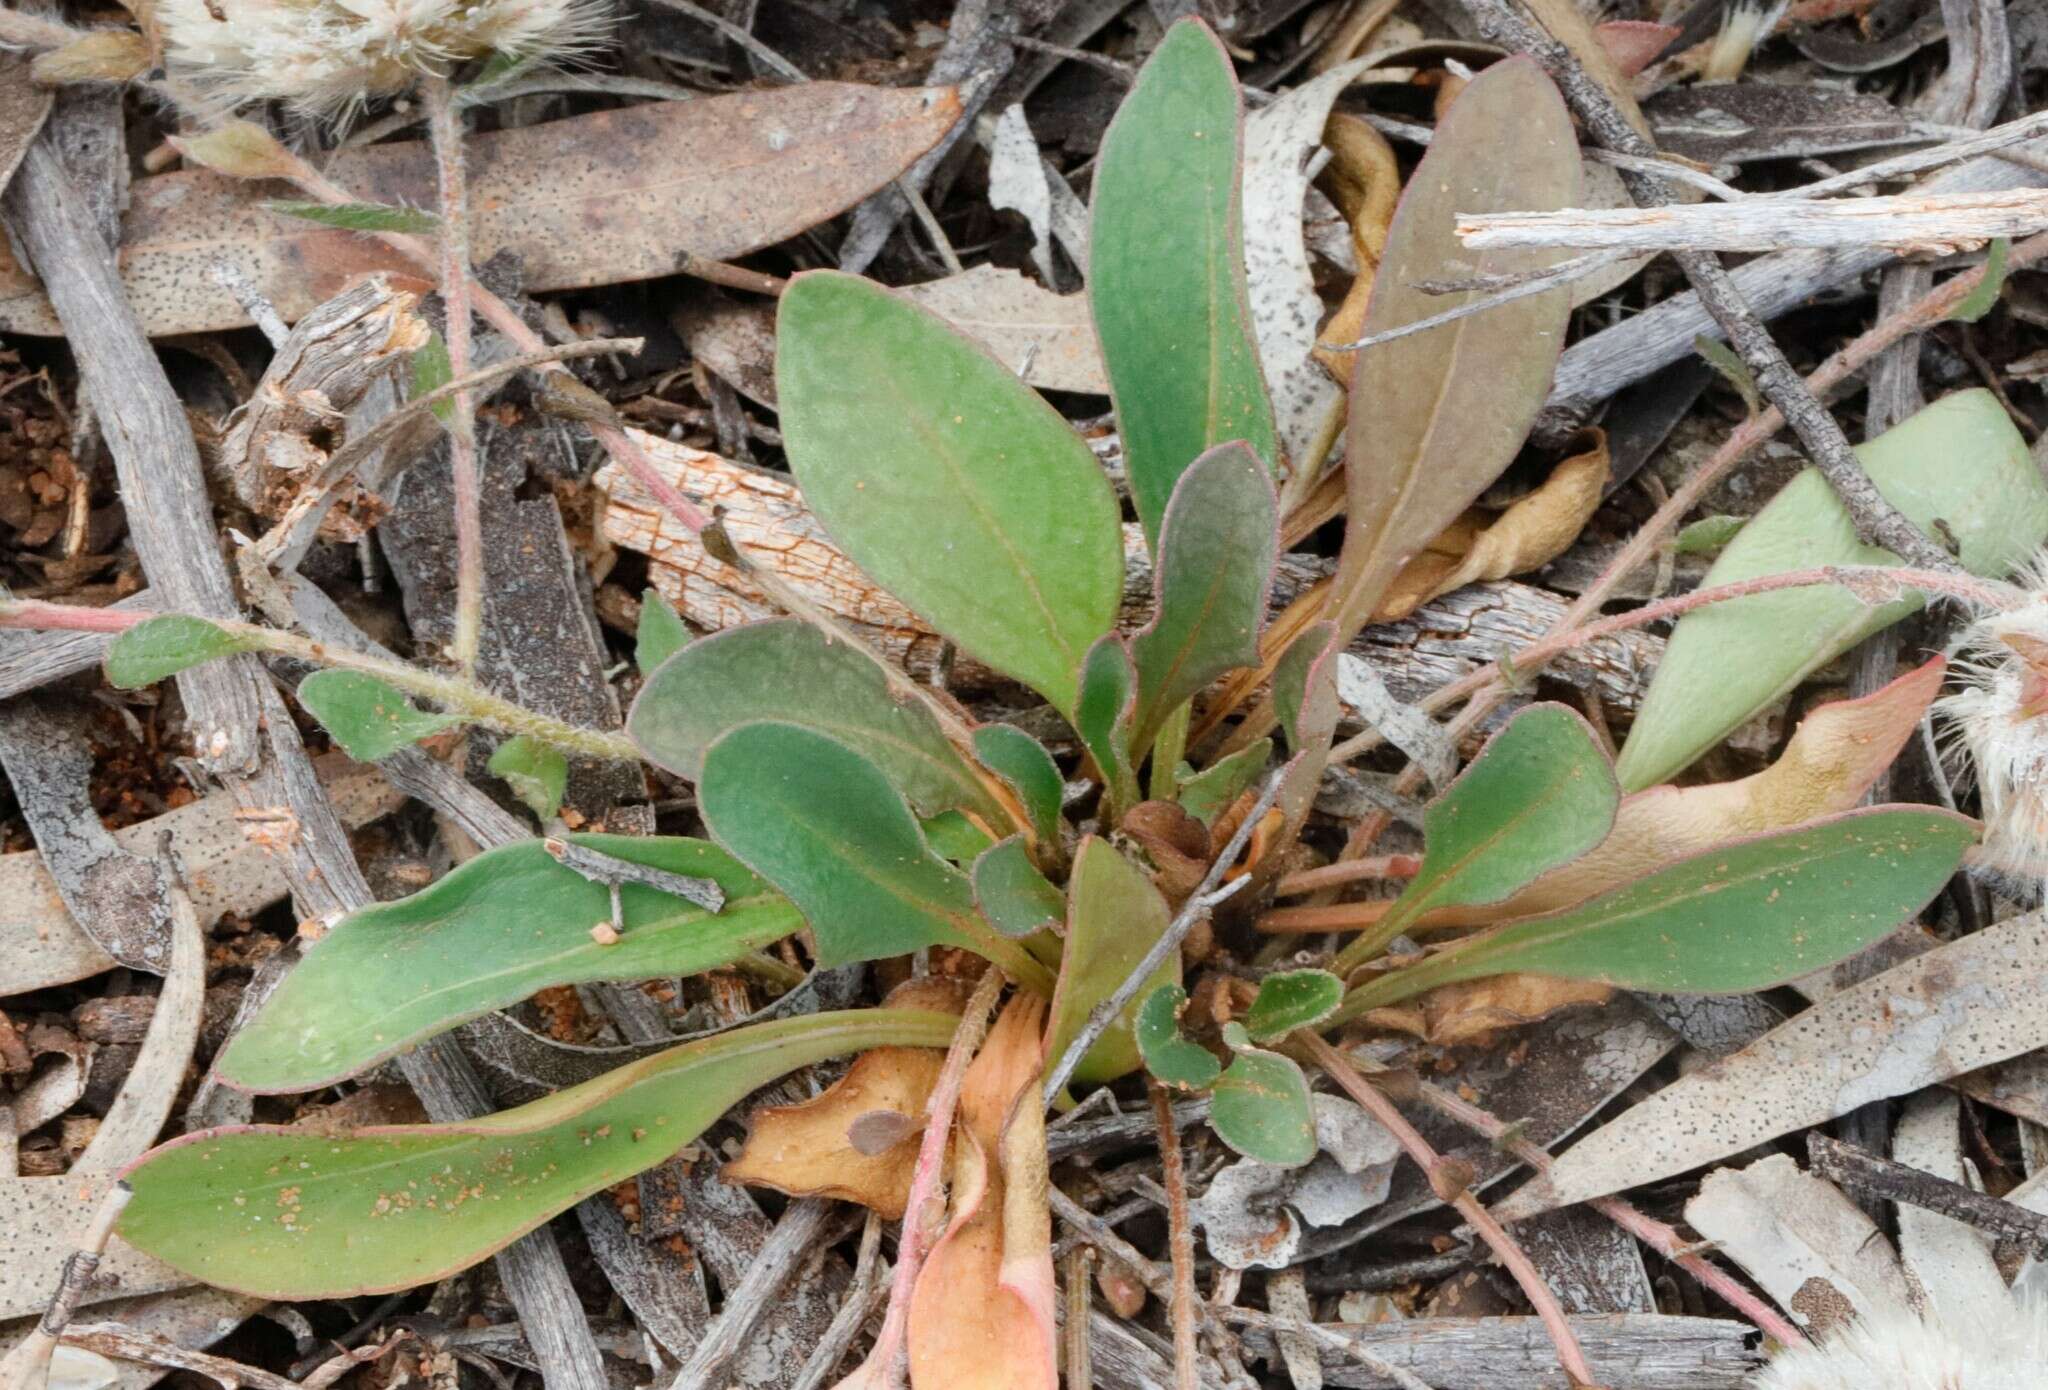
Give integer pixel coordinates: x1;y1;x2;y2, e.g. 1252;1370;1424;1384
543;837;725;923
1041;770;1284;1107
1466;0;1963;574
1459;189;2048;253
1807;1132;2048;1255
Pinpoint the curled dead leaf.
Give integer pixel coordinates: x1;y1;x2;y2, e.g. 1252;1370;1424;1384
1313;113;1400;385
1366;972;1614;1047
1374;432;1609;623
907;993;1057;1390
1421;657;1946;930
724;977;966;1219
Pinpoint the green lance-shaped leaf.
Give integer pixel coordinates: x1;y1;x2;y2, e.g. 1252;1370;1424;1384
1177;739;1272;827
972;723;1065;846
1046;838;1179;1087
1129;442;1278;756
122;1009;959;1298
1329;56;1580;639
1212;1024;1317;1166
635;589;690;676
263;199;439;234
1616;390;2048;789
1243;969;1344;1043
296;670;463;762
216;836;800;1092
1334;704;1620;973
411;330;454;424
777;271;1122;719
104;615;260;688
1270;621;1342;847
1339;807;1976;1019
1136;984;1223;1091
1091;17;1278;545
1950;237;2009;324
972;836;1066;939
629;619;1011;828
1076;636;1141;816
698;721;1053;993
488;736;566;820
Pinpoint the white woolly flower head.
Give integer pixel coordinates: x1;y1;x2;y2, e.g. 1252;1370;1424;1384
158;0;610;115
1750;1295;2048;1390
1935;555;2048;877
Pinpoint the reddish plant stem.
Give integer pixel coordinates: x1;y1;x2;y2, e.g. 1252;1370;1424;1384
1255;899;1393;934
1412;1075;1809;1350
422;76;483;675
1274;854;1421;898
844;967;1004;1390
1304;1034;1598;1387
1151;1079;1200;1390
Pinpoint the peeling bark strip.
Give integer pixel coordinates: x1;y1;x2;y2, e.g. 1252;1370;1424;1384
1460;189;2048;253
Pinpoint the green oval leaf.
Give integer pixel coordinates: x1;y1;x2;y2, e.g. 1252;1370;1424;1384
1335;704;1619;973
1091;17;1278;545
634;588;689;676
297;670;463;762
487;736;566;820
1129;442;1278;755
1212;1047;1317;1167
1046;838;1179;1086
104;615;258;688
1330;55;1581;637
1136;984;1222;1091
629;619;1008;826
263;199;439;234
972;723;1065;846
1616;390;2048;789
1177;739;1272;827
1343;807;1976;1014
777;271;1122;718
216;836;799;1092
698;721;1052;992
1243;969;1344;1042
122;1009;958;1298
972;836;1066;939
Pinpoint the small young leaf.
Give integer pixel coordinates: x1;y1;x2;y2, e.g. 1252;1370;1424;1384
297;670;463;762
1076;636;1140;815
1129;442;1278;755
1341;807;1976;1015
778;272;1122;719
920;810;994;866
167;120;298;180
216;837;800;1092
1950;237;2009;324
411;331;455;424
1046;838;1178;1086
1273;623;1340;756
1212;1046;1317;1167
630;619;1010;827
1334;704;1619;973
1672;514;1745;556
1092;18;1278;545
1693;334;1760;416
488;736;567;819
699;722;1050;991
103;615;258;688
264;200;439;234
971;724;1064;846
971;836;1065;939
1177;739;1273;827
122;1010;959;1298
1243;969;1344;1042
634;589;690;676
1136;985;1223;1091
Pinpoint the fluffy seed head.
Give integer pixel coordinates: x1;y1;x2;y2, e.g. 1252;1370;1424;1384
1750;1296;2048;1390
1935;557;2048;876
158;0;610;115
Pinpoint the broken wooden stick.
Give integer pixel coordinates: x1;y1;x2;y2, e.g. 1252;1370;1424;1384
1460;188;2048;253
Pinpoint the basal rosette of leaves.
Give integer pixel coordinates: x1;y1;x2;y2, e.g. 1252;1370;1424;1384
103;19;1982;1313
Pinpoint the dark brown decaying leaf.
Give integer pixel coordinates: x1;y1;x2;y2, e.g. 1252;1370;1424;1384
0;85;961;337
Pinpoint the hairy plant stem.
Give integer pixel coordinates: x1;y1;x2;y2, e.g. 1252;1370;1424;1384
1151;1080;1200;1390
1412;1074;1809;1349
0;599;636;762
1302;1034;1597;1386
422;76;483;676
